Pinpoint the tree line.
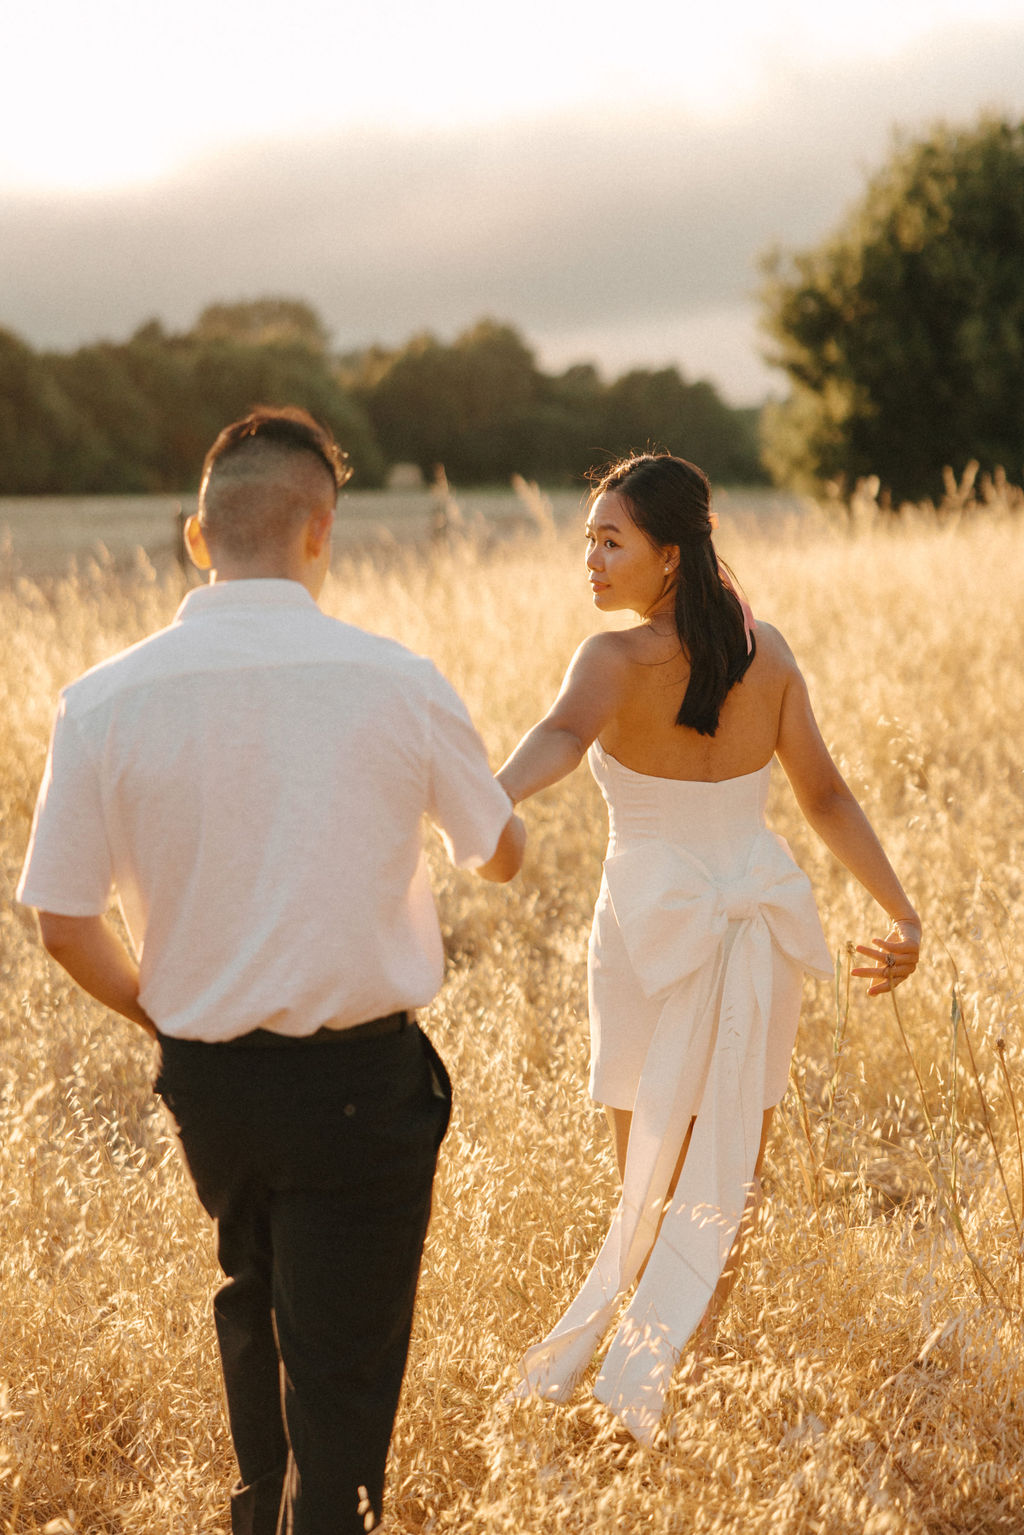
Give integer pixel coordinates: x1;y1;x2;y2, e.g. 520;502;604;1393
0;303;764;495
4;114;1021;502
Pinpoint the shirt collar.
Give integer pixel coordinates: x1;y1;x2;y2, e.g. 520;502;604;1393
175;579;319;622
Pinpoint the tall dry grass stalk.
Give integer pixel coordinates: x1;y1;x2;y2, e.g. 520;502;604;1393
2;505;1023;1532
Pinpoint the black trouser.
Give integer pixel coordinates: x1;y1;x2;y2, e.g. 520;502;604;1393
155;1019;451;1535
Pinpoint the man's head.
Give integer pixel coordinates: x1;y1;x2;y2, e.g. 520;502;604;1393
187;407;352;590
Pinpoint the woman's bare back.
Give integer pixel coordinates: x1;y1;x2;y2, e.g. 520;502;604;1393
597;621;794;782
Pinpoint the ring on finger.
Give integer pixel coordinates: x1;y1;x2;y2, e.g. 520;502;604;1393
885;953;896;969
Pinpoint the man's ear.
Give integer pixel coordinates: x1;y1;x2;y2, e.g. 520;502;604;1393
305;505;334;559
184;514;212;571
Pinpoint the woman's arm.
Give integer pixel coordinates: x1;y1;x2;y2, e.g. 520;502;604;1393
774;659;920;994
497;635;628;804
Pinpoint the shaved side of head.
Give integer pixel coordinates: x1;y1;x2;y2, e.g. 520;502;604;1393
198;407;351;560
200;441;334;559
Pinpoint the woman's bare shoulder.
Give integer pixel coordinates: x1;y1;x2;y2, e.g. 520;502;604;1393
559;628;657;709
751;621;801;677
544;629;637;737
571;628;643;669
554;631;637;699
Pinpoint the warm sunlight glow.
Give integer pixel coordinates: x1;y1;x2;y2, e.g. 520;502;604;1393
3;129;175;196
4;0;1023;191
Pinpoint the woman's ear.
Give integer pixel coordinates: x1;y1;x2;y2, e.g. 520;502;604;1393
184;514;212;571
663;546;680;576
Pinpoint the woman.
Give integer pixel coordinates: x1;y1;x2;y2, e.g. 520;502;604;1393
497;453;920;1445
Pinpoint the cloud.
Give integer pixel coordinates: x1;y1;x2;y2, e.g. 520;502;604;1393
2;20;1022;403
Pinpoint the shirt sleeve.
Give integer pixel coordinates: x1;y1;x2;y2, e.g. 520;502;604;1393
424;669;513;869
15;694;114;915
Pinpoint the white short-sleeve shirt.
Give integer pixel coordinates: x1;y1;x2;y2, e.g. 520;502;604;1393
17;579;513;1041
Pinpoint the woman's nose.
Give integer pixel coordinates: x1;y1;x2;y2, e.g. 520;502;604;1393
586;547;601;570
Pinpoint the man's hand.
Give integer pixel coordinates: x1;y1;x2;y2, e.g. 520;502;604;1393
474;812;526;883
36;912;157;1037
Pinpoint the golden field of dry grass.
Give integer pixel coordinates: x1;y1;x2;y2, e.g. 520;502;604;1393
2;488;1023;1533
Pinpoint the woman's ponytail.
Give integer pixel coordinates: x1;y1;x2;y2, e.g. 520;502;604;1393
673;539;752;734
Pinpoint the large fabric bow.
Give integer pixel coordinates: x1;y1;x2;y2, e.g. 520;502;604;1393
514;829;832;1444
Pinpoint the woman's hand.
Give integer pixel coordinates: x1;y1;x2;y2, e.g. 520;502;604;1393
852;916;921;996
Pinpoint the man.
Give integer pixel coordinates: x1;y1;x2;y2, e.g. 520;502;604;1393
16;407;525;1535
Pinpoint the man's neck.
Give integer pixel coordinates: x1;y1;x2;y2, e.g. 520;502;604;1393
206;564;323;602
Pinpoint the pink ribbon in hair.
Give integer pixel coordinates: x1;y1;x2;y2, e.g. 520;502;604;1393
708;513;755;654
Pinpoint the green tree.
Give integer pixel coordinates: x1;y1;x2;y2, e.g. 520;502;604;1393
355;331;467;474
193;298;329;353
1;306;765;494
43;310;386;491
358;327;763;485
188;337;385;486
525;363;605;480
452;320;541;479
52;326;199;490
0;329;95;492
358;320;545;481
761;116;1024;499
597;368;764;484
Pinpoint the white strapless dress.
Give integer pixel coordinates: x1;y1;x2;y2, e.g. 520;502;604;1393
514;740;833;1443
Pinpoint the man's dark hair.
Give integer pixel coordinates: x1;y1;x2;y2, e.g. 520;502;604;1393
201;406;352;492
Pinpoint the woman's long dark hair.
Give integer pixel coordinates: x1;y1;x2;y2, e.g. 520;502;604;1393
590;452;755;736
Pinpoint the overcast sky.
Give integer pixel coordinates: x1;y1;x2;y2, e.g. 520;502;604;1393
3;1;1024;404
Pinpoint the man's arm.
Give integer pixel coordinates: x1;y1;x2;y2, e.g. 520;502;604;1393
473;810;526;884
36;912;157;1038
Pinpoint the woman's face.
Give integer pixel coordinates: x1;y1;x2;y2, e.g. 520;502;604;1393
584;491;675;616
